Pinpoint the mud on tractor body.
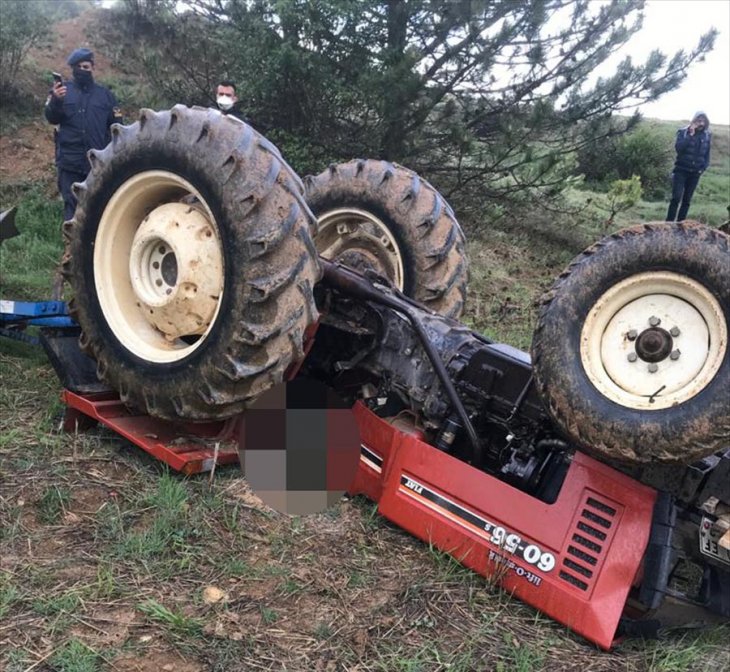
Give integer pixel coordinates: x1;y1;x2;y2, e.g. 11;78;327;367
60;107;729;643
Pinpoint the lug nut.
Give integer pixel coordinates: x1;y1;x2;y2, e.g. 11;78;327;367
670;326;680;337
627;329;638;341
649;316;661;327
670;349;681;361
648;363;659;373
627;352;638;362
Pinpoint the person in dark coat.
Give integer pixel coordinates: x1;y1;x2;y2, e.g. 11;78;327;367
44;48;123;221
666;111;711;222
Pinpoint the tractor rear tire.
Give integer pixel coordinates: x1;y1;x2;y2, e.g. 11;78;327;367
531;222;729;464
62;106;321;421
304;160;468;318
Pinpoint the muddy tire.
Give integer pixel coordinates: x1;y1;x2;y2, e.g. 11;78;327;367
62;106;320;421
531;222;729;464
304;160;468;318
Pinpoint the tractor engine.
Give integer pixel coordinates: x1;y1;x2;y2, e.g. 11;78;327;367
306;264;572;502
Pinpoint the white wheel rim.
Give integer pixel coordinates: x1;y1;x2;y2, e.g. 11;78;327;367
316;208;405;290
581;272;726;410
94;171;225;363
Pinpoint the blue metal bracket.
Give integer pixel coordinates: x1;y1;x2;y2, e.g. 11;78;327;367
0;300;77;343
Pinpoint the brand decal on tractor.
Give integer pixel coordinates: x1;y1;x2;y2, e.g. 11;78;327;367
399;475;557;573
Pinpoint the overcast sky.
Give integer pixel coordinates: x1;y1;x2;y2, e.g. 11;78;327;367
619;0;730;125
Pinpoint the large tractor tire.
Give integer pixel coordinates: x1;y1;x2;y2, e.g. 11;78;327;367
62;106;321;421
531;222;729;464
304;160;468;319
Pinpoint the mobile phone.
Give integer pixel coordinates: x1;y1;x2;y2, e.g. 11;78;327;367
52;72;63;85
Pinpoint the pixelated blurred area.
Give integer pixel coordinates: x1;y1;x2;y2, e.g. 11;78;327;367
238;378;361;514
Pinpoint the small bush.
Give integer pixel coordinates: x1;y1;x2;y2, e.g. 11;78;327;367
0;2;50;93
614;128;672;200
576;123;672;200
596;175;643;231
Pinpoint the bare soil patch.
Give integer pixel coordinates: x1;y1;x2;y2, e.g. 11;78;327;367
0;120;57;187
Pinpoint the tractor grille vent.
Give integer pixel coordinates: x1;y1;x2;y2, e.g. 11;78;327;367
559;496;618;592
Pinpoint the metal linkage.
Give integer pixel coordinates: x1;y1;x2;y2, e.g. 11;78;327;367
321;259;483;465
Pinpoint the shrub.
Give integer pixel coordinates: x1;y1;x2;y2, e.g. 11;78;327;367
0;1;50;93
614;128;672;200
596;175;643;231
576;123;672;201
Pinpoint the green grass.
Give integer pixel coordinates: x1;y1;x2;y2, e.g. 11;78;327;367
116;473;200;567
2;648;31;672
259;605;279;625
93;498;126;543
314;621;333;639
0;352;727;671
627;625;730;672
0;185;64;299
461;227;576;349
37;484;71;524
496;630;546;672
0;576;21;620
92;562;119;600
218;556;253;578
50;639;100;672
137;599;202;636
32;589;81;616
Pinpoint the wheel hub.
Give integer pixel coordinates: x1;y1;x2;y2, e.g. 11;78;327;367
580;272;727;410
316;208;405;291
336;249;382;277
94;170;226;364
635;327;673;363
129;202;223;341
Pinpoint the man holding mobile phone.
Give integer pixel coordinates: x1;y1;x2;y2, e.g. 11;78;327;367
666;111;712;222
44;48;123;221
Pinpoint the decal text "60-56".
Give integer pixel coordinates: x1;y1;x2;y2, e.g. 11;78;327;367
488;525;555;572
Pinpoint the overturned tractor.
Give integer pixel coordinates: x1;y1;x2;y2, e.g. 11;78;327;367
57;107;728;647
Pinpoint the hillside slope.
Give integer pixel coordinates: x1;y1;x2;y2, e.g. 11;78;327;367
0;9;130;191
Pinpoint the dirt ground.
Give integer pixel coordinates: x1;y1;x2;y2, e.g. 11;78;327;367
0;121;57;186
31;14;116;78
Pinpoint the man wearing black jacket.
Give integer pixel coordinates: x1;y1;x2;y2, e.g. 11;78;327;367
44;48;123;221
666;111;711;222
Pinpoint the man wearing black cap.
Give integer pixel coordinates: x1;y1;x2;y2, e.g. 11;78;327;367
44;48;123;221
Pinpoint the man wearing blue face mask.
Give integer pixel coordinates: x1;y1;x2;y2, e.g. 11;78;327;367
44;48;123;221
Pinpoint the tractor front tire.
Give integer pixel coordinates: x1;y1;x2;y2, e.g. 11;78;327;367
62;106;320;420
531;222;729;464
304;160;468;318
